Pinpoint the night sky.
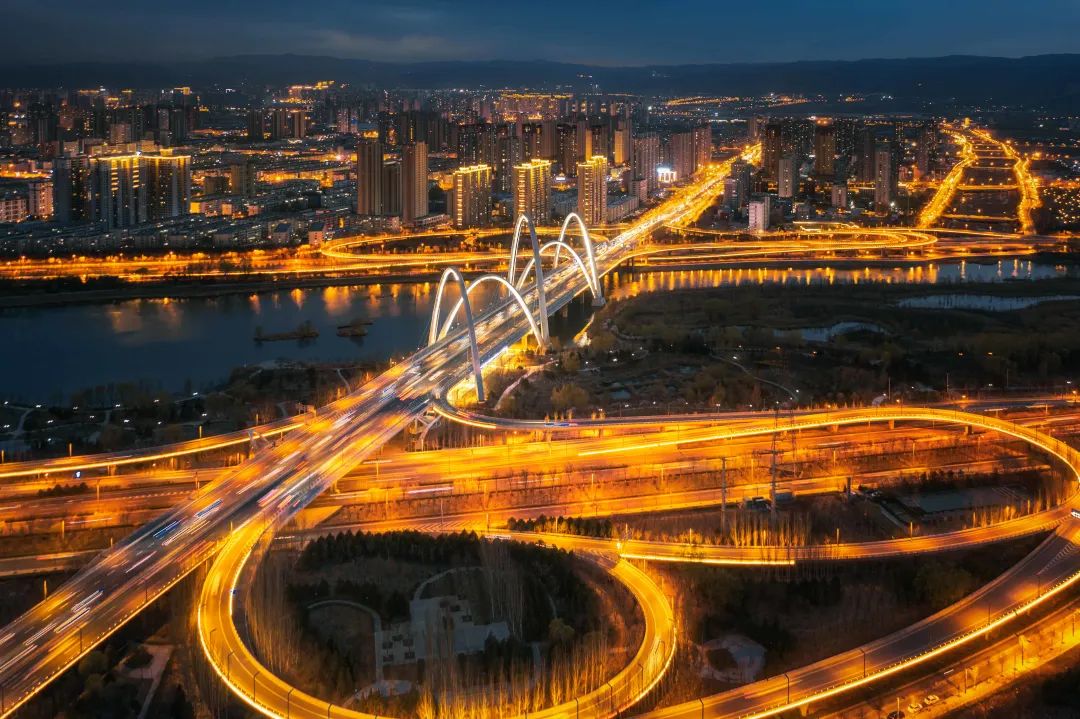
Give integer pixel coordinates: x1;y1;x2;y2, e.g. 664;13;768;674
7;0;1079;66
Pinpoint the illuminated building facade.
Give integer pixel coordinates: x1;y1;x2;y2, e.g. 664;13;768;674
813;119;836;178
88;150;191;229
356;138;383;216
749;196;771;231
762;120;783;179
633;133;660;195
577;155;608;225
874;142;897;212
778;155;797;199
402;141;429;223
451;165;492;229
141;152;192;221
513;159;552;223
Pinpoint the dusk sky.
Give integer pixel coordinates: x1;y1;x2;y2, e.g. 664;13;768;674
6;0;1080;66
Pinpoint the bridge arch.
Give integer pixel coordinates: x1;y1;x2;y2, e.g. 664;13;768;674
506;215;549;343
556;213;603;305
515;240;600;299
432;274;546;348
428;268;486;403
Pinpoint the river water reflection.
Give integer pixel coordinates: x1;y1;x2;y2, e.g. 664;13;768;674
2;258;1075;403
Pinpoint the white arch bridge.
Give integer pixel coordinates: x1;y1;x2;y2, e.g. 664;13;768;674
428;213;603;403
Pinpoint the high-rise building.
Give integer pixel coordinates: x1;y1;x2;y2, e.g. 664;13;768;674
577;155;608;225
457;123;496;168
874;142;896;212
692;124;711;173
141;151;191;221
831;183;848;208
778;155;797;199
381;160;402;217
613;114;632;166
540;119;557;160
856;128;877;182
27;103;59;149
556;123;578;176
749;197;771;231
246;108;265;142
109;123;132;144
289;109;307;139
521;122;545;161
513;159;552;223
813;119;836;178
401;142;429;223
336;107;359;135
356;138;383;216
668;130;696;182
28;179;53;219
87;150;191;229
576;120;593;162
762;121;783;180
589;123;610;162
915;126;933;179
0;192;29;223
269;108;306;140
729;160;752;208
496;130;523;193
229;160;255;197
451;165;493;229
52;155;91;224
783;119;813;159
632;133;661;195
834;118;857;165
723;177;741;210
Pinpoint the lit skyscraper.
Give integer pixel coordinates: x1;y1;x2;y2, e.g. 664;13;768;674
141;151;191;221
632;133;660;195
778;155;797;199
52;155;91;224
451;165;493;229
813;119;836;178
356;138;383;216
401;141;429;223
762;120;783;180
749;196;771;231
88;150;191;229
513;159;553;223
577;155;608;225
692;124;711;172
668;130;695;181
381;160;402;217
874;142;896;212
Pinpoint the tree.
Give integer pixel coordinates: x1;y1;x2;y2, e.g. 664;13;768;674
551;384;589;412
914;561;974;609
588;329;616;354
548;618;575;646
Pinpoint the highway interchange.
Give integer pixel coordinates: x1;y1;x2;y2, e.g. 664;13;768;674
1;131;1079;718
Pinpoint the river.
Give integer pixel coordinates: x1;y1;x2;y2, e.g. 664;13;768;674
2;258;1075;403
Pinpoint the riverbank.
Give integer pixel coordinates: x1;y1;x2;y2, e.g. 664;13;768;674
2;250;1074;310
0;271;461;309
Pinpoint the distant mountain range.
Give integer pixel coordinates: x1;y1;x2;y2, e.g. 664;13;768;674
7;54;1080;108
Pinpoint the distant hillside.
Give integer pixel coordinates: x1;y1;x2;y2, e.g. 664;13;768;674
6;54;1080;108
